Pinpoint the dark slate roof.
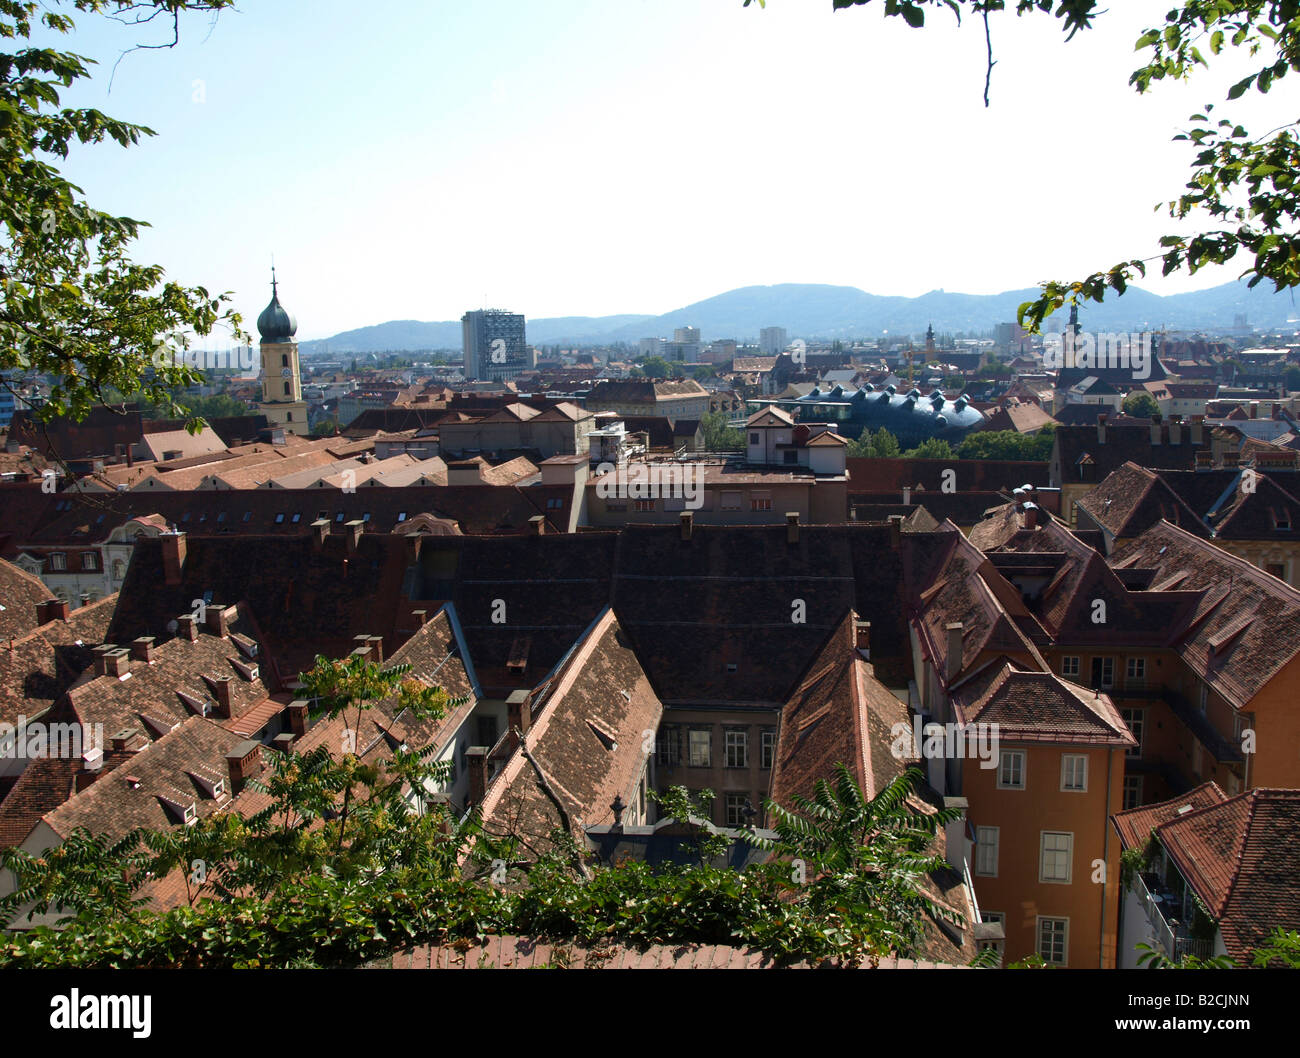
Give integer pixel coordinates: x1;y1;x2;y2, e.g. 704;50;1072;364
846;457;1050;492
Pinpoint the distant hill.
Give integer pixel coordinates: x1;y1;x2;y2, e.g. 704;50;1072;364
299;280;1300;352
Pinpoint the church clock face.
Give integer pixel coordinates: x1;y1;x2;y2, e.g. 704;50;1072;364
281;367;292;379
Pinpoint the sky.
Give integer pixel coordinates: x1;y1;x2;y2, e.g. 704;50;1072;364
38;0;1298;340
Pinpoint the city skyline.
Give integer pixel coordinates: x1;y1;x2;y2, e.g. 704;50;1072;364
38;1;1294;340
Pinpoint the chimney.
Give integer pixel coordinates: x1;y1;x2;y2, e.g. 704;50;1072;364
1024;503;1039;530
902;486;911;505
888;514;903;548
310;518;329;548
161;531;187;586
92;644;114;677
344;519;364;554
946;621;964;681
404;532;423;562
1169;419;1182;445
466;746;490;806
287;699;309;737
1097;415;1107;445
130;636;155;664
680;510;693;541
109;727;141;752
204;603;231;639
854;619;871;655
786;511;800;544
103;648;132;677
528;514;545;536
177;614;200;642
225;739;262;796
507;689;532;736
411;608;428;628
1150;421;1162;445
1191;416;1204;444
36;598;70;624
210;676;233;717
367;634;384;664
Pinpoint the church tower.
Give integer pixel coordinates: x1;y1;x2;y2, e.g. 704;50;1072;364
256;268;309;436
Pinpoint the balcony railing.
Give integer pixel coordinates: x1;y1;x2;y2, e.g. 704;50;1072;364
1134;870;1216;962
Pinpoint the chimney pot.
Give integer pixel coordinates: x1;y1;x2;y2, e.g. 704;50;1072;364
466;745;490;807
680;510;693;541
528;514;545;536
210;676;233;717
225;739;262;796
287;699;309;737
310;518;329;547
411;609;428;628
177;614;200;642
946;621;964;682
204;603;230;638
344;519;364;553
507;688;532;736
786;511;799;544
161;531;187;586
131;636;155;663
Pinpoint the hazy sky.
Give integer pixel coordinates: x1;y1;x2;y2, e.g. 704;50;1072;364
43;0;1295;340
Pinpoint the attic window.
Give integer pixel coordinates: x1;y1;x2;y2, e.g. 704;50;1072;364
181;511;192;522
1273;509;1292;531
291;513;301;524
242;511;252;522
586;718;618;752
336;511;345;522
217;512;227;523
726;663;738;674
363;512;371;522
275;513;285;524
397;512;407;522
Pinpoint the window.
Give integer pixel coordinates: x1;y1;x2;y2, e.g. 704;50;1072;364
281;354;289;367
111;559;125;581
546;498;563;509
1037;917;1069;966
1040;831;1073;883
633;499;656;512
284;381;291;396
291;513;301;524
982;911;1004;927
243;511;253;522
724;729;748;769
724;793;750;827
750;494;772;512
720;491;742;511
688;729;711;768
335;511;345;522
1126;657;1146;688
82;551;98;571
605;501;627;512
1266;562;1286;579
997;750;1025;790
749;433;759;445
1061;754;1087;791
1090;656;1114;689
1061;656;1079;678
217;511;227;523
275;513;285;524
783;450;799;465
1198;684;1208;714
49;553;66;571
760;728;776;770
655;725;681;767
975;826;999;877
1121;708;1144;758
1122;775;1143;810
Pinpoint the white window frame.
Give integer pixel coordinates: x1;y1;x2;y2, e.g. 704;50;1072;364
1061;656;1080;678
974;825;999;877
1036;916;1069;966
997;750;1025;790
1121;708;1143;759
1039;831;1073;884
724;728;748;769
1126;657;1146;687
1060;754;1087;792
1122;775;1143;810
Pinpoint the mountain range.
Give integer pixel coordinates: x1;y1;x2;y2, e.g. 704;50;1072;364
298;280;1300;354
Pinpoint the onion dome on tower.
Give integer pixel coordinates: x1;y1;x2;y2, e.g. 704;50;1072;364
257;268;297;343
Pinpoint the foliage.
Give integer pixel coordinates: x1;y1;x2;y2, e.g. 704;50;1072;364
1135;942;1235;969
700;408;744;451
640;355;672;379
648;785;730;864
1251;926;1300;968
0;652;972;968
903;437;956;459
692;365;716;382
746;764;965;957
749;1;1300;331
0;0;245;433
1123;391;1161;419
975;361;1013;378
846;426;902;459
957;425;1054;462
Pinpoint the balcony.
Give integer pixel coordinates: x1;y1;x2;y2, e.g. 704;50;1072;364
1134;869;1216;962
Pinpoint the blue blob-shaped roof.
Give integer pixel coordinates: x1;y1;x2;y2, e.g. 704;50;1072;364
257;272;297;343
